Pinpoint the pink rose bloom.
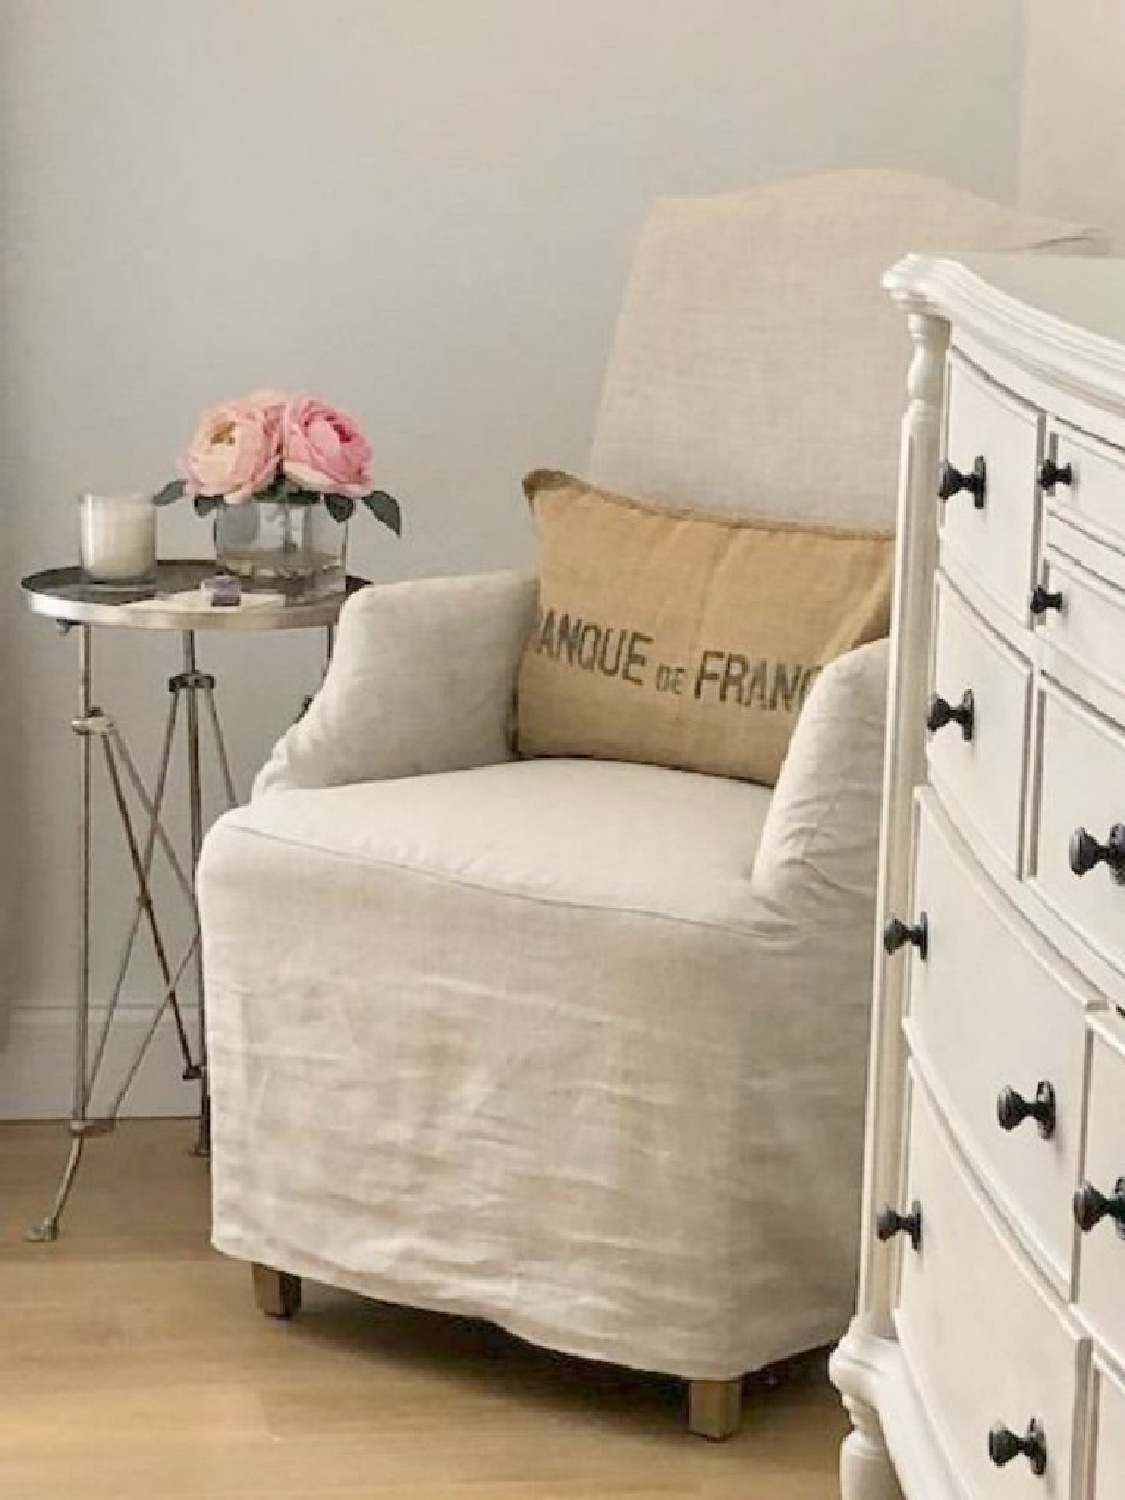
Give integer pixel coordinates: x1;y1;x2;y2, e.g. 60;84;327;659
281;396;373;498
179;397;280;503
245;388;287;424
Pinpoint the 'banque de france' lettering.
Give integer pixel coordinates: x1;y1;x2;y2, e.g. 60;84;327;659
692;650;821;712
532;607;819;711
535;608;651;686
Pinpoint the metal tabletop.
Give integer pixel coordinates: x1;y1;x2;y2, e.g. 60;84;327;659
21;560;367;632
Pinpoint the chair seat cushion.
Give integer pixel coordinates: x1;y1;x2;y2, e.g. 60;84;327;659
199;758;869;1380
222;758;771;929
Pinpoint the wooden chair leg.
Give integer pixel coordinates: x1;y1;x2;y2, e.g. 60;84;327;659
251;1262;302;1319
688;1377;743;1440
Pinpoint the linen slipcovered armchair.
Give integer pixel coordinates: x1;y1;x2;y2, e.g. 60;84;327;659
198;173;1095;1439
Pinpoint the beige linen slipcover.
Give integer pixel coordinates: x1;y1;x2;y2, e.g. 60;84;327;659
199;174;1101;1386
202;573;888;1378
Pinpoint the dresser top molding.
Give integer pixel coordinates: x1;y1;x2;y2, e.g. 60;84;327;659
885;252;1125;414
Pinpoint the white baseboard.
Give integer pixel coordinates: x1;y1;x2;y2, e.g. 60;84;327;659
0;1003;199;1120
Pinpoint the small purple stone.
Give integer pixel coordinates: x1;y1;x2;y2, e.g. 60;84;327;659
203;574;241;607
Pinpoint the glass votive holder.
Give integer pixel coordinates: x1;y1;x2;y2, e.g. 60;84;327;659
79;492;157;584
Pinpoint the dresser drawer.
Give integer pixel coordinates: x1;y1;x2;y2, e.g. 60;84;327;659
896;1077;1082;1500
928;574;1032;873
1050;420;1125;551
942;353;1043;621
1030;682;1125;973
1075;1029;1125;1363
1037;549;1125;709
908;798;1087;1284
1091;1360;1125;1500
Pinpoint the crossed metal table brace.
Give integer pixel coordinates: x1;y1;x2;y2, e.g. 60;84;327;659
20;561;353;1241
26;629;235;1242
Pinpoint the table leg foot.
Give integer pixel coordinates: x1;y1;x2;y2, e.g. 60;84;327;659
25;1133;85;1244
24;1218;60;1244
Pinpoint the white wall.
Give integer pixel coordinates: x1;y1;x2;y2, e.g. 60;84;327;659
1;0;1027;1116
1019;0;1124;242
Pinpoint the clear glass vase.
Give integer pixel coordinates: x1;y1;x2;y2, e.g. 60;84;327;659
214;498;346;600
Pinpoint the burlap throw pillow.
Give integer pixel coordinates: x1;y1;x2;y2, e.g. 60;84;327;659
516;470;892;786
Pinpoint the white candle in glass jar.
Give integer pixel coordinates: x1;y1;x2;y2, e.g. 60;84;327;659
79;493;157;583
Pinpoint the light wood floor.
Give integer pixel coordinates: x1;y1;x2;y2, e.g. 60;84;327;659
0;1121;847;1498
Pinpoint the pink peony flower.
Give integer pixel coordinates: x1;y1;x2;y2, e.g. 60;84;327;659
179;397;281;504
281;396;373;498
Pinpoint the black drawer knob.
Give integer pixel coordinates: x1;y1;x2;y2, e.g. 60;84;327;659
1073;1178;1125;1235
883;913;928;960
938;457;987;508
926;689;974;741
876;1201;922;1252
1069;825;1125;881
1038;458;1073;494
997;1082;1056;1139
1029;585;1064;616
988;1418;1047;1476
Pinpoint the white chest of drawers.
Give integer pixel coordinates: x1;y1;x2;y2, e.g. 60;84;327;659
831;254;1125;1500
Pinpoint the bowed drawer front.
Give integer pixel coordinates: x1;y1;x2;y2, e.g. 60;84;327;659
941;353;1043;621
1031;682;1125;974
896;1077;1081;1500
1074;1029;1125;1359
927;574;1032;872
907;796;1087;1284
1035;549;1125;707
1048;420;1125;552
1092;1361;1125;1500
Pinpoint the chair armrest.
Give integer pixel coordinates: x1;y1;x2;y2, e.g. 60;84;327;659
751;639;889;911
253;569;538;796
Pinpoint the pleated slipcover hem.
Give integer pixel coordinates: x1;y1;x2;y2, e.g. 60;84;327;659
212;1224;846;1382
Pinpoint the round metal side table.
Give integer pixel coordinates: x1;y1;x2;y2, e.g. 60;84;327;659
20;561;366;1241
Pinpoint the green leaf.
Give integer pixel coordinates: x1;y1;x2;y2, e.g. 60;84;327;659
360;490;402;536
153;479;186;507
256;471;286;501
325;494;354;523
193;494;221;518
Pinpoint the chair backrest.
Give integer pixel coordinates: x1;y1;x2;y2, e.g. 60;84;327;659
589;171;1102;530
